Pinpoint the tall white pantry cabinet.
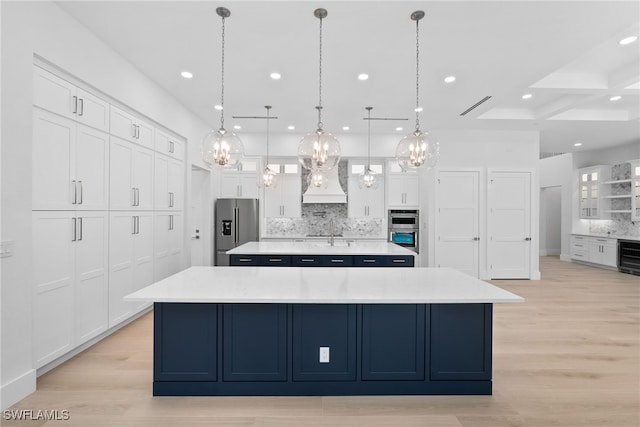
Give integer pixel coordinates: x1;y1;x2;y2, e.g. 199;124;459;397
31;65;185;369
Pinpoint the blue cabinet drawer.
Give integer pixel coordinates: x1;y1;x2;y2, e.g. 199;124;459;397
292;256;323;266
386;256;414;267
353;255;387;266
230;255;261;265
321;256;353;267
258;255;291;266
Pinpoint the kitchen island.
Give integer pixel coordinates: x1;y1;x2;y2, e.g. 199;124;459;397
125;263;523;397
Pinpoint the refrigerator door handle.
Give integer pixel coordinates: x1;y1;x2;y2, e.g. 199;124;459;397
234;207;239;245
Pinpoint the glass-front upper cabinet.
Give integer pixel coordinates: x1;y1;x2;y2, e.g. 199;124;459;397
578;166;610;219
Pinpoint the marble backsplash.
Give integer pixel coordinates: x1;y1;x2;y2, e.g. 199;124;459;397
589;162;640;238
265;160;384;238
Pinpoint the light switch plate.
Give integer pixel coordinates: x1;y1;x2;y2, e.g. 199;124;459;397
319;346;330;363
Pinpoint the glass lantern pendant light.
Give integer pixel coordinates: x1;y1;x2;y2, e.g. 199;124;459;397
358;107;379;189
298;8;341;173
396;10;439;171
258;105;277;188
202;7;244;169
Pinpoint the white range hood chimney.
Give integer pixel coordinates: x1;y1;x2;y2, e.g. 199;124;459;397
302;167;346;204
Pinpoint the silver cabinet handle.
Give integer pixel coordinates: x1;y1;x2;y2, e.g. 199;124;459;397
392;259;406;263
72;217;77;241
137;216;140;234
239;258;253;262
77;217;83;241
136;188;140;206
301;258;315;262
132;188;136;206
132;124;136;138
168;192;172;207
363;259;376;263
331;259;344;263
132;216;137;235
72;180;77;204
78;181;83;204
72;96;78;114
78;98;84;116
269;258;282;262
135;125;140;139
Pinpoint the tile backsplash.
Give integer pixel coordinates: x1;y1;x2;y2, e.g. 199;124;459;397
589;162;640;238
265;160;384;238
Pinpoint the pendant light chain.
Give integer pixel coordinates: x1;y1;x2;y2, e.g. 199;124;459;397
367;107;372;169
415;18;420;132
266;106;271;163
317;14;323;130
220;16;226;129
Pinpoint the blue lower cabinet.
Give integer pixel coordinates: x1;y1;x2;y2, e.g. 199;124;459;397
385;256;414;267
229;255;261;265
321;255;354;267
430;304;492;380
362;304;426;381
292;256;323;266
154;303;217;382
258;255;291;266
292;304;357;381
222;304;288;381
353;255;387;266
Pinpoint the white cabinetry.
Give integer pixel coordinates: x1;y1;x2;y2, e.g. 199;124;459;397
154;212;184;281
220;171;259;199
33;106;109;211
33;211;108;368
264;162;301;218
109;136;154;210
571;234;617;268
386;161;419;207
154;153;184;211
155;128;184;161
631;161;640;221
110;105;154;149
348;161;384;218
578;166;610;219
33;66;109;132
109;212;154;326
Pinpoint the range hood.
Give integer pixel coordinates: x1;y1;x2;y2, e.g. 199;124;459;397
302;167;346;204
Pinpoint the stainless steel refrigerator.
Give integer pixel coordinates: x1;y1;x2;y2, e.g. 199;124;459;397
214;198;259;266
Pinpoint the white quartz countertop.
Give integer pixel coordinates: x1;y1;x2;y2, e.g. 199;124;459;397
124;266;524;304
227;241;416;256
572;233;640;241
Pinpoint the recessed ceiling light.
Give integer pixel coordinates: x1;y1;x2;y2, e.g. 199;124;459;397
609;95;622;102
444;75;456;83
214;105;223;111
287;125;295;130
342;126;350;131
233;125;241;130
357;73;369;81
395;127;403;131
574;143;582;147
619;36;638;45
180;71;193;79
270;72;281;80
522;93;533;100
414;107;423;112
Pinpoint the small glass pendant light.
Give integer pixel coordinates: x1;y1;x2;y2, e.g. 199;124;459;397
257;105;278;188
202;7;244;169
298;8;341;172
307;169;328;189
396;10;439;171
358;107;379;190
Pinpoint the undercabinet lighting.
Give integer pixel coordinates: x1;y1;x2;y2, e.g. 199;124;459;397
395;127;403;131
444;75;456;83
609;95;622;102
287;125;295;130
619;36;638;45
574;143;582;147
358;73;369;81
342;126;350;131
270;72;281;80
233;125;241;130
522;93;533;100
214;105;223;111
180;71;193;79
414;107;423;112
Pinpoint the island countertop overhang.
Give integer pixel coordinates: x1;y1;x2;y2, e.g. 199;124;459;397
124;266;524;304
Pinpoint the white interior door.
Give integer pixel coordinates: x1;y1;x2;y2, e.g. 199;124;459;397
435;170;480;277
488;171;532;279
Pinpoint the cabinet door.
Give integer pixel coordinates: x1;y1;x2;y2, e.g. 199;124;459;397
110;106;137;143
33;212;75;368
601;243;617;268
135;118;154;149
75;125;109;211
347;176;368;218
168;159;184;210
133;213;155;311
587;240;603;264
280;174;301;217
108;212;135;327
386;174;405;206
220;174;240;198
154;154;170;210
75;212;109;344
403;174;420;206
109;137;134;210
32;109;75;210
154;213;170;281
239;174;259;199
75;88;109;132
155;129;184;161
33;66;76;120
168;213;184;276
367;185;385;218
133;145;154;210
263;185;282;218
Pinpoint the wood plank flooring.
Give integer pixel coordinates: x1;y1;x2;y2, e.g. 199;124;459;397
5;257;639;426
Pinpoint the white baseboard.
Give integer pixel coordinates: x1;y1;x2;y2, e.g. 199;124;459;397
560;254;571;262
1;369;36;411
539;249;561;256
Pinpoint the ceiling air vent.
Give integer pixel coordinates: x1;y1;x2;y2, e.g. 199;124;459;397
460;96;492;116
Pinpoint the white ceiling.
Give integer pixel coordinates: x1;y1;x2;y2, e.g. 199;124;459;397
57;1;640;155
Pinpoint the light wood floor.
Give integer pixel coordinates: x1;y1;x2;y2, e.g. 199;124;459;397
6;257;640;427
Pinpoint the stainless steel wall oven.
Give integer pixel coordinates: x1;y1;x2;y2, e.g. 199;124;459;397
388;209;419;253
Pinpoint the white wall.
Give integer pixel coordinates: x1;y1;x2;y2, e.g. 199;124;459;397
1;1;212;409
539;153;573;261
540;186;562;256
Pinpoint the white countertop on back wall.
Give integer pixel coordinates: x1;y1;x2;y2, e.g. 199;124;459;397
227;241;415;256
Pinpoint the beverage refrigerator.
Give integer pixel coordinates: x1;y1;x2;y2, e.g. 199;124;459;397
214;198;259;266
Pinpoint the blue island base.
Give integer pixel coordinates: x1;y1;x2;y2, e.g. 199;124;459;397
153;302;493;396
